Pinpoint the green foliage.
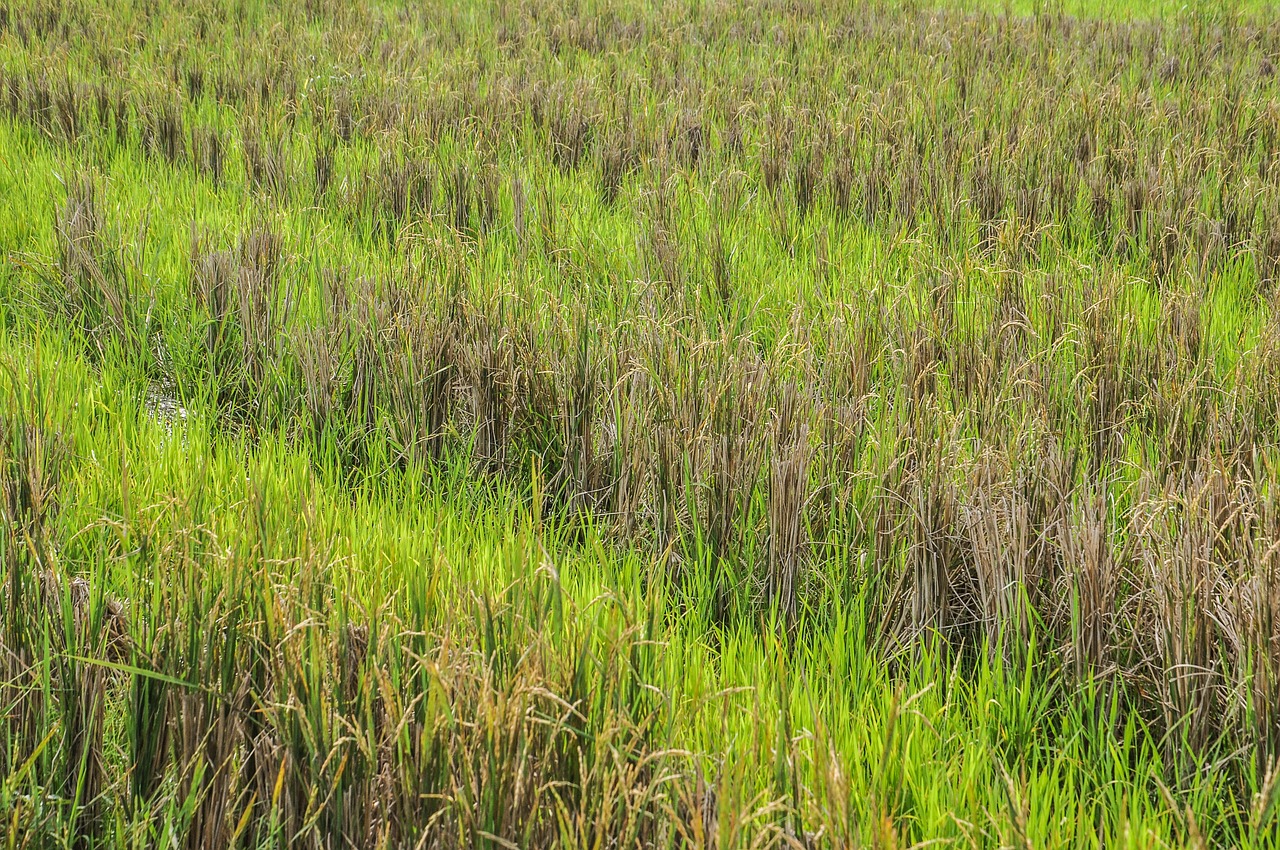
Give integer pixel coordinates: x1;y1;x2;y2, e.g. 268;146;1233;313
1;0;1280;846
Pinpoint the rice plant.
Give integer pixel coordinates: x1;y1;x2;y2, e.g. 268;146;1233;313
1;0;1280;846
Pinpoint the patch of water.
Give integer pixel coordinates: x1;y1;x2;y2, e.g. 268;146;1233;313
144;384;189;433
